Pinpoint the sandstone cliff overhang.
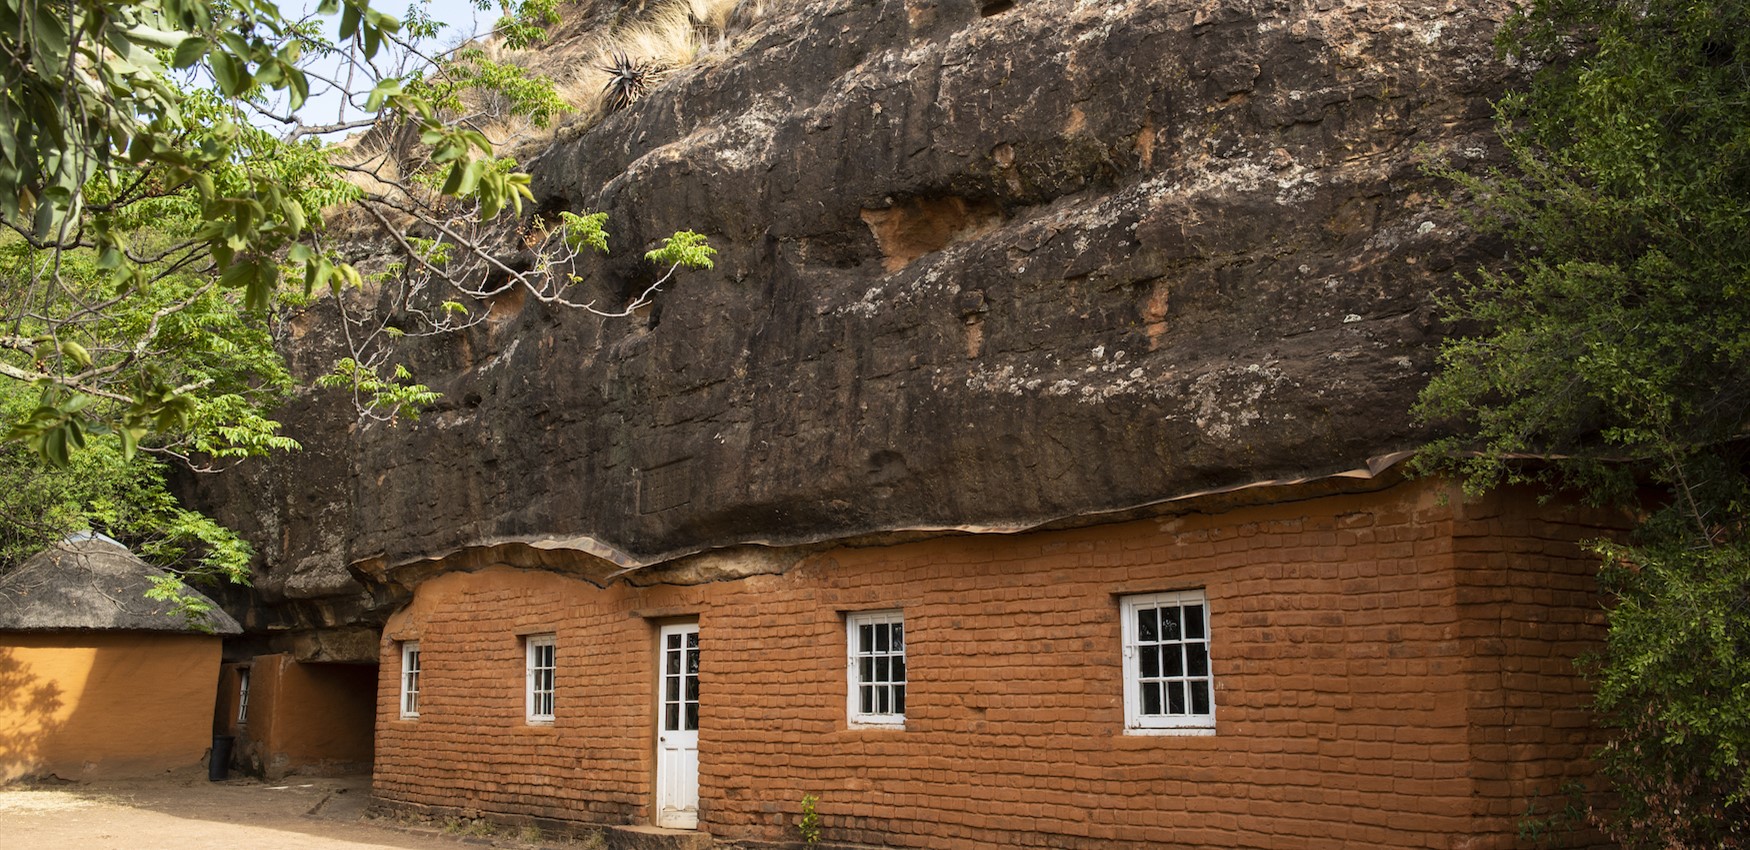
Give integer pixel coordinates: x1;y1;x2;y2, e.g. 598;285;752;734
369;449;1421;582
184;0;1519;624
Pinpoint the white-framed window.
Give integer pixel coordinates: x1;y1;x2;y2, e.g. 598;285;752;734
525;634;556;724
1122;590;1215;734
399;641;421;719
846;610;906;727
236;667;251;724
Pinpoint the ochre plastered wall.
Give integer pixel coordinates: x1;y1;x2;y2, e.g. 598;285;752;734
373;479;1624;849
219;653;375;778
0;631;221;782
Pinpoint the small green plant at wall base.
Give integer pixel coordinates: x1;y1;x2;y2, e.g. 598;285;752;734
441;816;492;838
797;794;822;846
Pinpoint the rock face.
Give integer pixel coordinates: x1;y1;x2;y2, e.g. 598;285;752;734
188;0;1516;636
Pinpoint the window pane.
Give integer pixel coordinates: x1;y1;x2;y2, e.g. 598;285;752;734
666;675;679;702
685;703;698;731
686;649;699;674
1142;681;1162;715
686;675;699;701
667;633;681;650
666;649;681;675
686;631;698;649
1124;593;1214;729
849;613;906;722
1187;643;1209;677
666;703;679;730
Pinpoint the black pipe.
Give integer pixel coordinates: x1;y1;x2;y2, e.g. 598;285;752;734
208;735;234;781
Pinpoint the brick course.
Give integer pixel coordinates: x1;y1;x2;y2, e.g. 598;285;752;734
373;478;1623;849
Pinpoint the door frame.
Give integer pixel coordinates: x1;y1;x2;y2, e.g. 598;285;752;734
653;620;700;829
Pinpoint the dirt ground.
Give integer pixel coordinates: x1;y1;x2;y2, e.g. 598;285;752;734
0;770;591;850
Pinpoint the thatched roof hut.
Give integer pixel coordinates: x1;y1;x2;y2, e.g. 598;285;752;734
0;532;241;635
0;533;242;781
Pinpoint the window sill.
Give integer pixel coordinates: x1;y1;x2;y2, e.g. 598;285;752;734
1124;725;1216;737
847;720;906;731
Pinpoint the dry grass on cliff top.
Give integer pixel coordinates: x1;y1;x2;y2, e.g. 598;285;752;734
323;0;779;233
526;0;777;144
422;0;779;153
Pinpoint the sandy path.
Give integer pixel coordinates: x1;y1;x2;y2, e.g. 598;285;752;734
0;773;573;850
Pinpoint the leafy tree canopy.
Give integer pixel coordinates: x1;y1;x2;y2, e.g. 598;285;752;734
1;0;524;451
1418;0;1750;843
0;220;285;615
1;0;715;460
0;0;714;609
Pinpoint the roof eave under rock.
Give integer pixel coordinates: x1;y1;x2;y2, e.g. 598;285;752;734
354;450;1421;594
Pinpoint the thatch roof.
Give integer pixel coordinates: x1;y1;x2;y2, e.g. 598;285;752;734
0;533;242;635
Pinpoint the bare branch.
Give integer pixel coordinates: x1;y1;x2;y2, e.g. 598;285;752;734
0;360;135;404
288;117;383;140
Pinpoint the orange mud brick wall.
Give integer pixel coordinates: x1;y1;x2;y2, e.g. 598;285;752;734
220;653;376;778
0;631;222;781
1453;489;1629;835
373;478;1623;849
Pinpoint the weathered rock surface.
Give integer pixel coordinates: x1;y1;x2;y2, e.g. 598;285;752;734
187;0;1517;637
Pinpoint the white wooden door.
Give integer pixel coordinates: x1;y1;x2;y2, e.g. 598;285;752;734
655;622;700;829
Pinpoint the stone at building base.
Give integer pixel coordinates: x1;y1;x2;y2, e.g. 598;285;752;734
603;824;714;850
